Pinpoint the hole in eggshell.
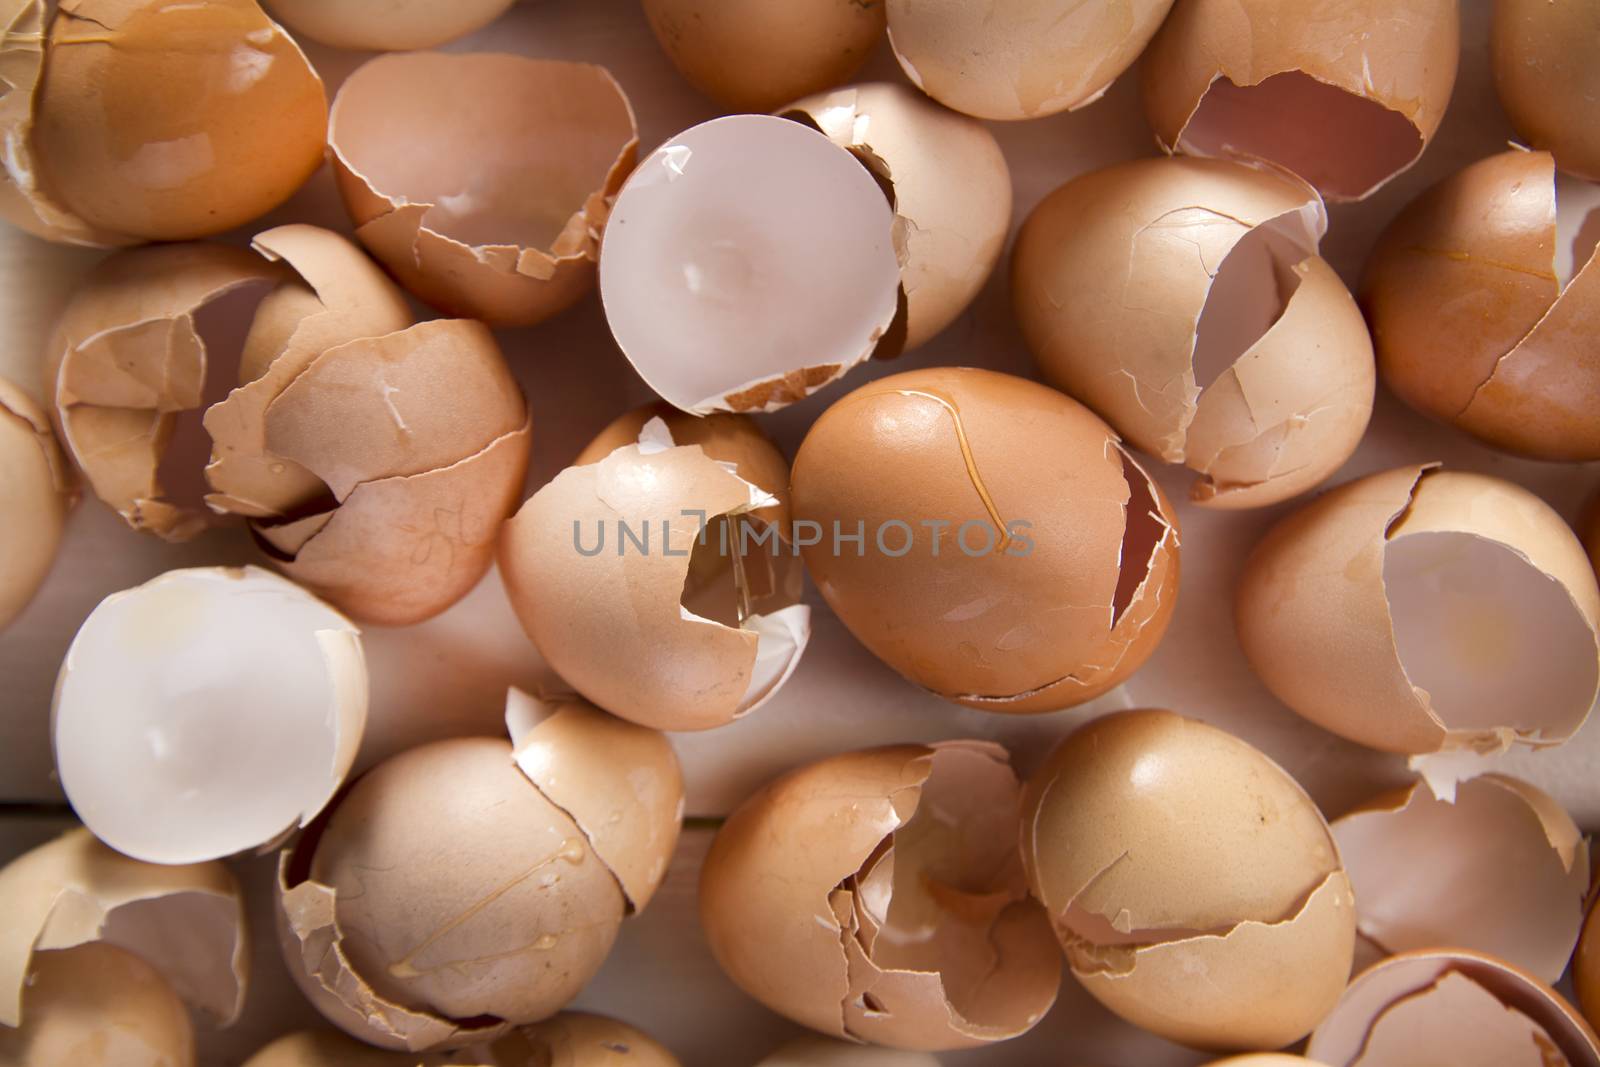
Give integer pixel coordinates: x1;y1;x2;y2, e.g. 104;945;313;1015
1179;71;1423;201
1190;217;1306;392
1554;170;1600;289
1111;451;1165;628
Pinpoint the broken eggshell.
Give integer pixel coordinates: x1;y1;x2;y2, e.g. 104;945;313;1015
500;416;810;732
1012;156;1374;509
1140;0;1459;202
1333;774;1589;983
1361;149;1600;460
1578;889;1600;1036
329;52;638;326
781;83;1012;353
0;376;72;630
1492;0;1600;182
0;0;326;246
1306;949;1600;1067
883;0;1177;121
53;566;368;865
599;114;901;414
1204;1059;1328;1067
700;742;1061;1051
755;1036;940;1066
1235;465;1600;755
264;0;517;51
790;367;1179;713
1022;709;1355;1052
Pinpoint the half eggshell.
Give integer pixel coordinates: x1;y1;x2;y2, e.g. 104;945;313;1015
242;1015;682;1067
0;376;72;629
1492;0;1600;182
755;1036;940;1066
265;0;517;50
1205;1058;1329;1067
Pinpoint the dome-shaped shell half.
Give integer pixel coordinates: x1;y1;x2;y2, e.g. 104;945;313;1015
0;376;72;629
1492;0;1600;182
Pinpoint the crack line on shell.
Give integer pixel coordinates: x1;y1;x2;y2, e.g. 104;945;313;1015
893;389;1011;552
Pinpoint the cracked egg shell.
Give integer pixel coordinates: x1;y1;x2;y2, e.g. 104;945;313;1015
1493;0;1600;182
54;566;368;865
500;417;810;732
0;0;326;246
1204;1059;1328;1066
1577;888;1600;1035
242;1015;681;1067
1141;0;1459;203
700;742;1061;1052
1361;149;1600;460
265;0;516;51
1022;709;1354;1052
1307;949;1600;1067
1333;774;1589;983
1012;156;1373;510
0;376;72;630
755;1036;940;1066
782;83;1012;353
643;0;884;112
330;52;637;327
790;367;1179;714
1235;465;1600;755
599;114;901;415
883;0;1176;121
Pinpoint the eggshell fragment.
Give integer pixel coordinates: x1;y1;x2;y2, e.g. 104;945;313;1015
644;0;884;112
330;53;637;326
1577;894;1600;1035
755;1036;939;1066
884;0;1176;121
1492;0;1600;182
1022;710;1355;1052
501;417;810;731
53;566;368;864
265;0;517;50
790;367;1179;713
1236;466;1600;755
1;0;326;245
1333;774;1588;982
1141;0;1459;202
1205;1058;1328;1067
1361;149;1600;460
782;83;1012;352
0;377;72;629
1308;950;1600;1067
599;115;901;414
243;1014;681;1067
1013;157;1373;509
701;742;1061;1051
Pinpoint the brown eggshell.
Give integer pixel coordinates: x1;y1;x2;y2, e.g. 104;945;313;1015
1492;0;1600;181
1236;466;1600;755
22;0;325;243
0;377;72;629
1584;490;1600;580
700;742;1060;1051
329;52;637;326
790;367;1179;713
265;0;516;50
1577;891;1600;1036
1013;156;1373;508
1205;1058;1329;1067
1022;709;1354;1051
884;0;1177;121
505;1013;684;1067
241;1030;427;1067
1361;149;1600;460
644;0;884;112
756;1036;941;1066
782;83;1012;352
1141;0;1459;202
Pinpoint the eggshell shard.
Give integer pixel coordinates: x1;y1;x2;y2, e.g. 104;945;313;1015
1;0;326;245
1236;466;1600;755
755;1036;940;1066
599;115;901;414
1333;774;1589;983
329;52;637;327
1140;0;1459;202
1578;893;1600;1035
883;0;1176;121
643;0;884;112
1492;0;1600;182
1307;949;1600;1067
500;418;810;732
265;0;517;51
0;377;71;629
1012;156;1373;509
782;83;1012;352
1204;1059;1329;1067
700;742;1061;1051
1361;149;1600;460
53;566;368;864
790;367;1179;713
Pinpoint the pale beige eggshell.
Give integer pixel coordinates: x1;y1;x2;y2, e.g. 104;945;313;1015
1012;156;1374;509
1141;0;1459;202
1236;466;1600;755
884;0;1177;121
329;52;637;327
1021;709;1354;1051
1361;149;1600;460
265;0;516;51
700;742;1061;1051
782;83;1012;352
643;0;884;112
499;1012;683;1067
1334;774;1589;982
241;1030;429;1067
756;1035;941;1066
1492;0;1600;182
0;376;72;629
1205;1058;1329;1067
